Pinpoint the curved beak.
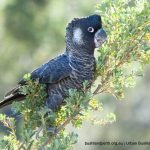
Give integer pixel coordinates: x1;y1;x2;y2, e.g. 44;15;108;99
94;28;107;48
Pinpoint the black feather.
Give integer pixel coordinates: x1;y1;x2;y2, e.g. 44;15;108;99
0;92;25;109
0;14;106;111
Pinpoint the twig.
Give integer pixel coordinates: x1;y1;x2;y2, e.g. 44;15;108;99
93;84;101;95
39;117;72;150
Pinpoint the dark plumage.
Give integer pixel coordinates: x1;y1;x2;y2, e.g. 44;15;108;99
0;14;107;110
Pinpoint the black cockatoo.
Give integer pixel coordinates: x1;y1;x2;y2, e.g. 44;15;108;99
0;14;107;111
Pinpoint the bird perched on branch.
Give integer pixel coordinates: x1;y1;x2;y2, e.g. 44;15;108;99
0;14;107;111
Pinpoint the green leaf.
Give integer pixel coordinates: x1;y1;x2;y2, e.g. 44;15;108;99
23;73;31;80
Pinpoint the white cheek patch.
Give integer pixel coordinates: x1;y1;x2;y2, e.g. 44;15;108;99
73;28;83;45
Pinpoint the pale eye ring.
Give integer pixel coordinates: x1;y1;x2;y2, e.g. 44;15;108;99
88;27;94;33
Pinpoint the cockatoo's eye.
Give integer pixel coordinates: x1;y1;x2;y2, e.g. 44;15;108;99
88;27;94;33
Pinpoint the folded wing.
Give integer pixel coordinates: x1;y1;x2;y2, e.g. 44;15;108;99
0;54;71;108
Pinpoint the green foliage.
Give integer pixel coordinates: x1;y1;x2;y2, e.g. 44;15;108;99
13;79;47;129
0;0;150;149
0;79;106;149
95;0;150;99
91;112;116;126
0;114;20;149
47;132;78;150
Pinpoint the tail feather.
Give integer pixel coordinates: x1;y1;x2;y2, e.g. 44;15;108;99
0;86;26;109
4;85;20;97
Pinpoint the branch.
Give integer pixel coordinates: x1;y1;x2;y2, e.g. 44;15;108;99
40;81;105;148
39;116;73;149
